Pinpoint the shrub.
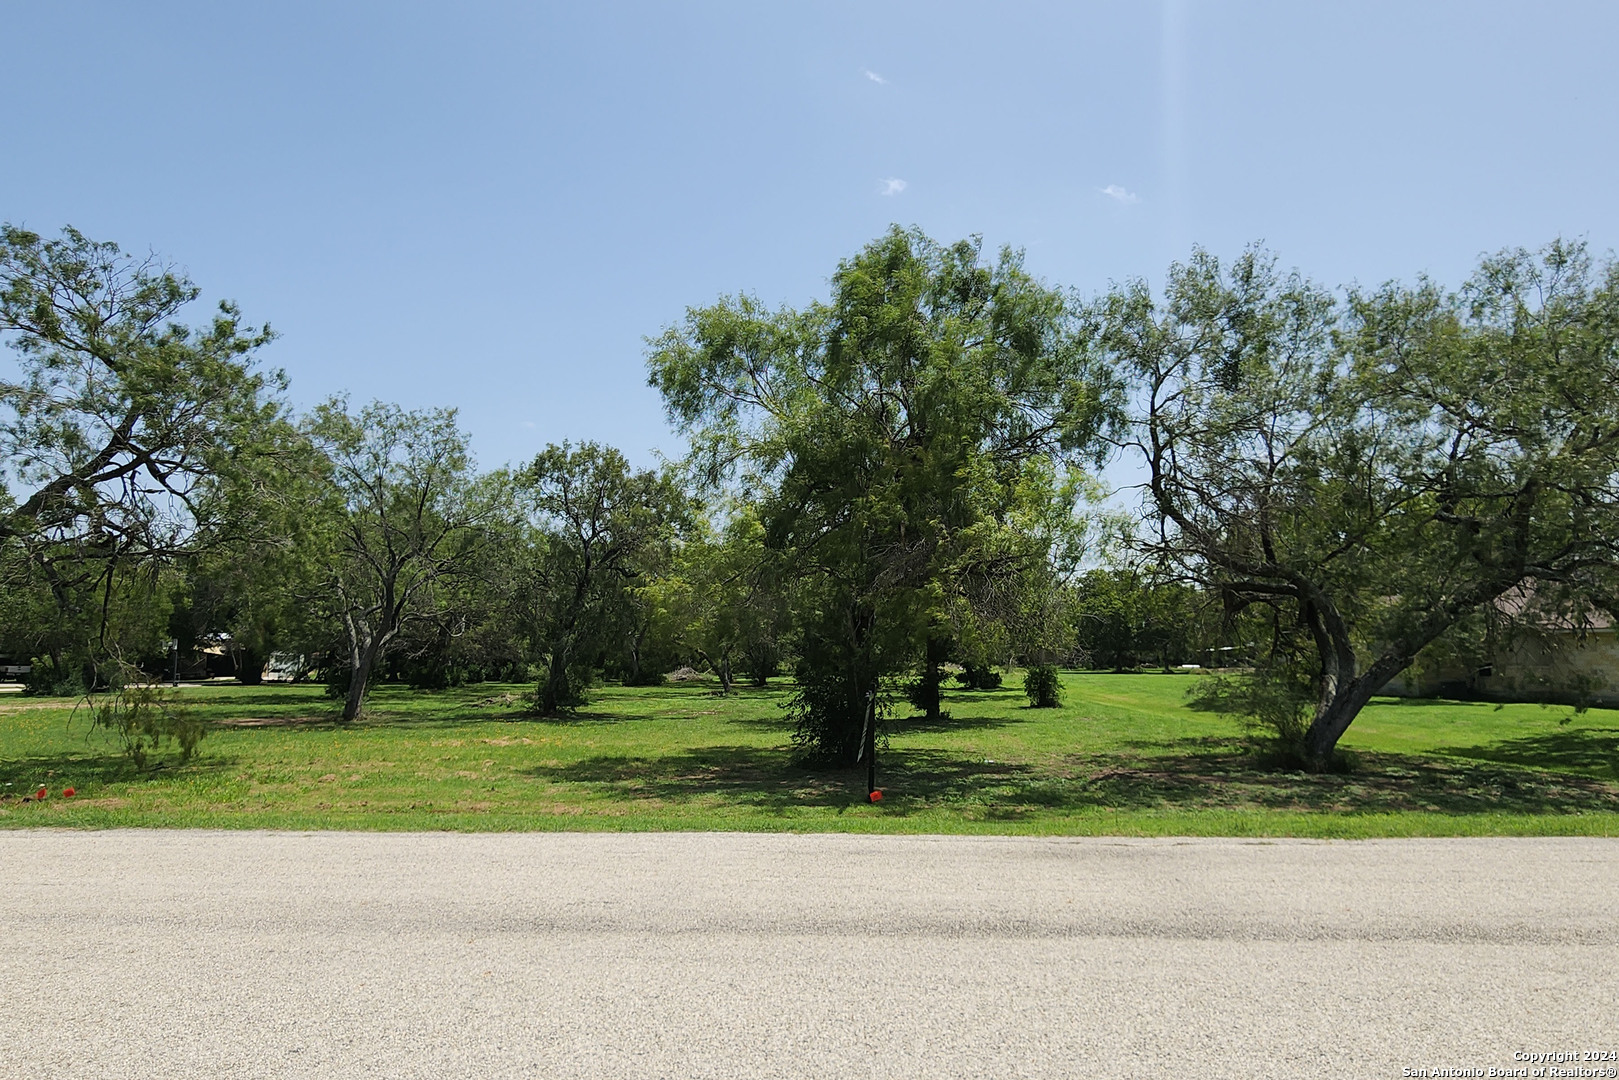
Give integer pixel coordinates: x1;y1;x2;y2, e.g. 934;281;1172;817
955;662;1003;690
784;625;889;766
1186;666;1317;767
88;679;206;770
1023;665;1063;708
323;660;353;699
744;642;781;687
23;655;85;697
905;674;943;716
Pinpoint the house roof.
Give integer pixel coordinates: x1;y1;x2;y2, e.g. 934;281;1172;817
1494;583;1615;632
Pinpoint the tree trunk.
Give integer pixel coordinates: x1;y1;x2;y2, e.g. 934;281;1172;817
864;686;877;796
627;626;645;684
342;656;372;722
540;646;570;715
919;634;948;721
342;636;385;723
1301;654;1408;765
237;646;266;686
718;652;733;695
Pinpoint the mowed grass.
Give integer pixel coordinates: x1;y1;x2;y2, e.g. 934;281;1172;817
2;672;1618;836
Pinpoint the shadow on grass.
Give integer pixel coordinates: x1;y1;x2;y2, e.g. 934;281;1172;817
0;746;240;790
520;737;1619;818
182;691;330;707
522;745;868;810
884;711;1031;735
521;744;1056;814
1062;745;1619;815
1436;727;1619;781
345;682;794;731
724;709;1028;736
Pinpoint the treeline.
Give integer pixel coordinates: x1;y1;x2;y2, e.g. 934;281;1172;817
4;224;1616;767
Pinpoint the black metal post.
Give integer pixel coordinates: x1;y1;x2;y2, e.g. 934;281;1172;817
865;689;876;797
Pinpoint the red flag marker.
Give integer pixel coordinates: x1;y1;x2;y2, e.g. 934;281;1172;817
63;787;76;798
868;790;883;803
36;787;48;800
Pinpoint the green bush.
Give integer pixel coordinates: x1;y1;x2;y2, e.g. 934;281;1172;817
744;641;781;687
88;679;206;770
1023;665;1062;708
1187;667;1317;767
23;655;85;697
955;663;1003;690
323;660;353;699
785;629;887;766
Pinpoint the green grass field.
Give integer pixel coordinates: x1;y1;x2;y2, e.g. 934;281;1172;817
3;671;1617;836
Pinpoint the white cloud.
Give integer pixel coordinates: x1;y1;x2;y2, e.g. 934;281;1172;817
863;69;887;84
879;177;907;196
1100;184;1140;204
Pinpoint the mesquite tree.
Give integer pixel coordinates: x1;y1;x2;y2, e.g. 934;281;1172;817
308;399;503;721
649;227;1116;764
0;224;279;676
1099;242;1619;765
515;442;688;715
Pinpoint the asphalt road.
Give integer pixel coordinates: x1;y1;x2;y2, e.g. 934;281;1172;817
3;831;1616;1078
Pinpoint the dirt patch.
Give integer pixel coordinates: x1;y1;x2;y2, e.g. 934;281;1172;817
0;700;75;714
212;716;327;727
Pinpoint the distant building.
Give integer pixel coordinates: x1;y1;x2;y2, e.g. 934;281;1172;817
1385;587;1619;706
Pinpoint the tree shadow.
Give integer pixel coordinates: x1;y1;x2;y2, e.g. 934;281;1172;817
945;687;1025;704
209;715;347;730
1436;727;1619;781
521;745;866;810
1056;745;1619;815
0;747;240;790
348;681;793;730
520;743;1061;813
184;691;329;708
884;711;1031;735
723;708;1029;736
521;736;1619;818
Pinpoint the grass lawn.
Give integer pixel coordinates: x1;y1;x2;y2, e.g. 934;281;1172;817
2;672;1617;836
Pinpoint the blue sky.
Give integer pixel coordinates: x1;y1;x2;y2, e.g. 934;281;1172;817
5;1;1617;474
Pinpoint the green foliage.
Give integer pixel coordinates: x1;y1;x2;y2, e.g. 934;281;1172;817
1023;664;1063;708
182;417;337;685
515;442;690;714
955;663;1003;690
742;640;781;687
1099;240;1619;762
532;663;590;712
323;660;353;700
905;634;952;718
0;223;280;600
1187;668;1316;766
23;654;85;698
649;227;1118;763
1071;570;1213;671
785;623;887;765
87;676;206;770
306;399;503;721
650;506;788;694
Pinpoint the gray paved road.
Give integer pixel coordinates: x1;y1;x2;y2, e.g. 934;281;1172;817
2;832;1616;1078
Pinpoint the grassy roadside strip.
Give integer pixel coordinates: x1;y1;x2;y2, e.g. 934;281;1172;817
3;674;1617;837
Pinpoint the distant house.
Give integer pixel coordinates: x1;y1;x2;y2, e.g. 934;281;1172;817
1386;587;1619;707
